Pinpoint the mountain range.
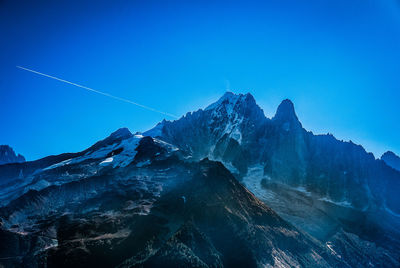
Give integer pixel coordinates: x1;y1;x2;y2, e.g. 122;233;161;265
0;92;399;267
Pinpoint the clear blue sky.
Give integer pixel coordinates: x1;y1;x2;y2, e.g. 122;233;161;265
1;0;399;160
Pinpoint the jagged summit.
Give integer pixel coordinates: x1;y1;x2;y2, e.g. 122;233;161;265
0;145;25;165
109;127;132;139
205;91;239;111
143;121;165;137
203;92;265;124
382;151;398;158
273;99;298;122
205;92;257;111
381;151;400;172
272;98;302;132
85;128;133;153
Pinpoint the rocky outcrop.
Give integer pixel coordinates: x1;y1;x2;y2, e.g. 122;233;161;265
381;151;400;172
0;145;25;165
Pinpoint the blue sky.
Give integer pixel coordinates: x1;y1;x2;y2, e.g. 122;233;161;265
1;0;399;160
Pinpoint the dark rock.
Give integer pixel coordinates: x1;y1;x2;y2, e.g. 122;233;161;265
381;151;400;172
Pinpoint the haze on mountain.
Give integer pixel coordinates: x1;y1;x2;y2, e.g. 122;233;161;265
0;93;399;267
0;145;25;165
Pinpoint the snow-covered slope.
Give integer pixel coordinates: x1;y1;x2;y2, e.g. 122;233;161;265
0;128;179;207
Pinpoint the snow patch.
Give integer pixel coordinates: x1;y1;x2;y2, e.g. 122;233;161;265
318;197;353;208
294;186;312;197
230;126;242;144
326;242;341;258
44;158;72;170
153;139;179;152
100;157;113;165
222;162;239;174
25;179;51;192
242;165;275;202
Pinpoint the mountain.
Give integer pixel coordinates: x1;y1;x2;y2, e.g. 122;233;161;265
145;92;400;266
0;145;25;165
146;92;400;214
144;92;265;175
0;130;345;267
381;151;400;172
0;92;399;267
46;159;346;268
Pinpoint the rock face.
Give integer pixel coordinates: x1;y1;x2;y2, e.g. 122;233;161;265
381;151;400;172
0;145;25;165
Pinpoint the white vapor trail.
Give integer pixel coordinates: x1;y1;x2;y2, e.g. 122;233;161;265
16;66;179;119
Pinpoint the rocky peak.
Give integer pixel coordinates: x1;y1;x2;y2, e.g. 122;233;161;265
381;151;400;172
133;136;166;163
143;121;166;137
86;128;133;153
205;92;264;121
109;127;132;140
0;145;25;165
273;99;301;130
274;99;297;120
205;91;238;111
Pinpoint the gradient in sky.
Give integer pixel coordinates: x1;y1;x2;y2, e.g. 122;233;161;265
1;0;399;160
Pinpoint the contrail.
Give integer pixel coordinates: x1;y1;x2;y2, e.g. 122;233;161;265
16;66;179;119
